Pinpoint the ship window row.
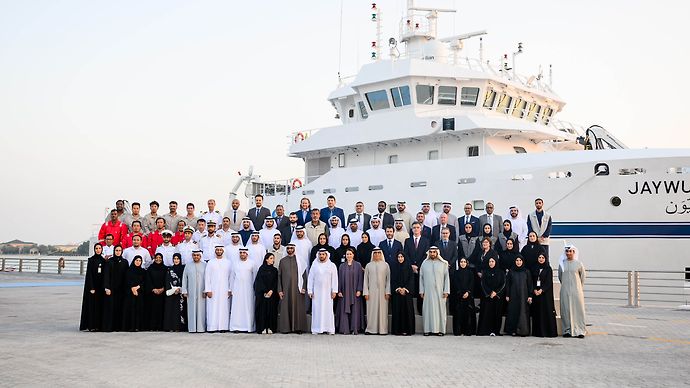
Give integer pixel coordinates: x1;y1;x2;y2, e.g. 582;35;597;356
484;88;555;125
363;85;480;112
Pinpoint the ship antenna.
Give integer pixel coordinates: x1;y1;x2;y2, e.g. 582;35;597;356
549;64;553;88
337;0;344;83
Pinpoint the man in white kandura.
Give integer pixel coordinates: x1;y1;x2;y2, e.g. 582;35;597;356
229;248;257;333
308;248;339;335
204;245;232;333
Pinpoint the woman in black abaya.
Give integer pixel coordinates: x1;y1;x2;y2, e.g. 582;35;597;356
390;252;415;336
477;257;505;336
355;232;375;269
254;253;279;334
504;255;533;336
531;253;558;337
80;243;104;331
163;253;186;332
121;256;145;332
102;245;128;332
146;253;167;331
520;231;545;271
451;257;476;336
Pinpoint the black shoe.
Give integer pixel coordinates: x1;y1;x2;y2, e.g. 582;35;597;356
577;334;585;339
436;333;444;337
563;333;572;338
423;333;430;336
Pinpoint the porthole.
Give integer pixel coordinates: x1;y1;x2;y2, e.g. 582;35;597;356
610;196;621;207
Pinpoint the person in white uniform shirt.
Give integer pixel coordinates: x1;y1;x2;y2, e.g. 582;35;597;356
123;235;152;268
155;230;177;266
199;220;223;262
176;226;198;265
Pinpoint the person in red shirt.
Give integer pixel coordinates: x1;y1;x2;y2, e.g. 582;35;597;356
171;220;186;246
123;220;149;249
99;210;127;246
147;217;166;256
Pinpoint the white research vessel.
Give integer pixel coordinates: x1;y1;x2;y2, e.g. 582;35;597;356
233;1;690;273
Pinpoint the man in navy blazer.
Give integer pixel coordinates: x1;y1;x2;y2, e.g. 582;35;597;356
431;213;457;245
247;194;272;230
411;212;432;241
295;197;312;226
319;195;346;227
458;202;481;237
404;222;430;314
378;226;403;265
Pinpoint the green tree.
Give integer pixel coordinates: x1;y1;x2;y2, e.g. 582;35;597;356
76;241;90;256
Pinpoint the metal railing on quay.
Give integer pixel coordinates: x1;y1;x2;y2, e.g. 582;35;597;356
1;257;87;276
2;256;689;307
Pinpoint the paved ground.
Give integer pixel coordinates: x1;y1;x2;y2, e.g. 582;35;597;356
1;272;689;388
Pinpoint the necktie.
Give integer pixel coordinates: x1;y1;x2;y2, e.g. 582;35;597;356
443;241;447;249
291;226;295;233
357;214;360;222
414;237;418;249
233;210;236;224
388;240;392;250
466;216;469;224
256;208;260;218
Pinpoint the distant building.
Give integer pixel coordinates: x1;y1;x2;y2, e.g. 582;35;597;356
0;240;37;254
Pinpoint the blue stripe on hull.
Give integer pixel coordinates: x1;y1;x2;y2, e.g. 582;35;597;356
551;222;690;238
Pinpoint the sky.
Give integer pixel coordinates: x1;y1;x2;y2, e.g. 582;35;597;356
1;0;689;245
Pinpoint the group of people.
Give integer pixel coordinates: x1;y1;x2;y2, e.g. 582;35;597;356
80;195;586;338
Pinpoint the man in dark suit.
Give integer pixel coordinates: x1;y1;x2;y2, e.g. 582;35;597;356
437;227;459;269
431;213;457;245
379;226;403;265
247;194;271;230
411;212;432;241
319;195;346;227
347;201;371;233
459;202;481;237
279;212;299;246
404;222;430;314
273;204;289;229
478;202;503;237
373;201;395;229
295;197;311;226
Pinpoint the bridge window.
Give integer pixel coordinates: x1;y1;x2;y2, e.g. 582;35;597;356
483;89;496;108
358;101;368;119
365;90;390;111
497;94;513;114
468;146;479;157
390;86;411;107
388;155;398;164
438;86;457;105
338;153;345;168
542;107;554;125
526;103;541;122
461;87;480;106
348;108;354;118
428;150;439;160
512;99;527;118
416;85;434;105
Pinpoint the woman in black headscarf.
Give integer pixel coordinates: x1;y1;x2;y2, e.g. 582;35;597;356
356;231;376;269
521;231;545;271
480;223;498;249
163;253;186;332
80;243;104;331
310;233;335;265
498;238;519;272
477;257;505;336
390;252;415;336
504;255;533;336
451;257;476;336
333;234;352;268
121;255;146;332
497;219;519;252
146;253;167;331
531;253;558;337
102;245;128;332
254;253;279;334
